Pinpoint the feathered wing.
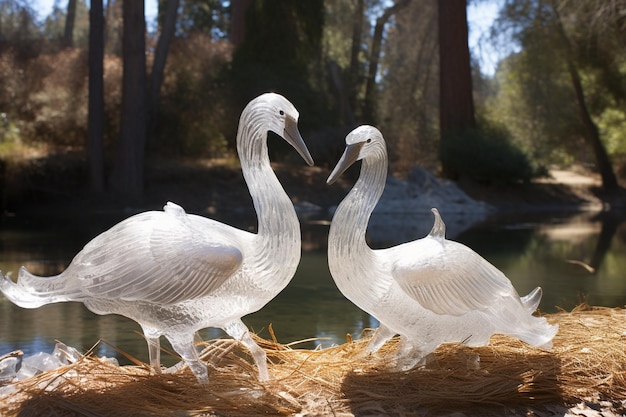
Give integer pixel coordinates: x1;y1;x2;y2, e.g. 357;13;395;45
67;204;244;304
389;237;518;316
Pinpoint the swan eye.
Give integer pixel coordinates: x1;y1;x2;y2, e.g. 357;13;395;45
279;110;285;116
366;138;372;143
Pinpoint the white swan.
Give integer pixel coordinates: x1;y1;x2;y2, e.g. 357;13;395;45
0;93;314;383
327;125;557;369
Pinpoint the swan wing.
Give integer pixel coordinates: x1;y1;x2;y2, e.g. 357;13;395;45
70;207;244;304
389;238;516;316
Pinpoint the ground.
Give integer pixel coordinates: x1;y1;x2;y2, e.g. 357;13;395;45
455;167;626;212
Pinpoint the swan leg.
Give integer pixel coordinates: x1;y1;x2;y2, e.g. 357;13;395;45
395;336;433;371
166;333;208;383
140;325;162;374
224;320;268;381
365;323;396;354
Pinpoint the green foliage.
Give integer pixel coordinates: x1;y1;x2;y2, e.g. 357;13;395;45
598;107;626;156
440;124;541;184
156;35;232;157
228;0;335;135
485;50;586;166
43;0;89;48
0;114;20;145
174;0;228;38
487;0;626;175
378;0;439;173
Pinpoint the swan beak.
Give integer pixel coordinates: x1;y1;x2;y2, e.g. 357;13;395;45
283;116;314;166
327;142;364;184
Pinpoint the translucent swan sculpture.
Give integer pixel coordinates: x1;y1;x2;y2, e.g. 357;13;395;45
0;93;314;383
327;125;557;369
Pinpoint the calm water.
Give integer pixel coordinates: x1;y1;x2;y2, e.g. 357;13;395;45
1;208;625;365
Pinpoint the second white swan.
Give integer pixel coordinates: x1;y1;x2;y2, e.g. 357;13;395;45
327;125;557;369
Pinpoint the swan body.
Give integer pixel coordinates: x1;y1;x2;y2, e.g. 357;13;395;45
327;125;557;369
0;93;314;383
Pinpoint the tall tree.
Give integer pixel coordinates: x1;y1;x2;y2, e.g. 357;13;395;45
230;0;251;45
378;0;439;172
230;0;324;129
148;0;179;145
494;0;620;190
110;0;147;197
87;0;105;194
347;0;364;113
438;0;475;178
63;0;78;48
549;1;618;190
362;0;411;123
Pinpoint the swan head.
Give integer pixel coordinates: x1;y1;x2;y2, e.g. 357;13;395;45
327;125;385;184
249;93;314;166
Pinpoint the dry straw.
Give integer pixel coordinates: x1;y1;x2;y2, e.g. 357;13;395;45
1;304;625;416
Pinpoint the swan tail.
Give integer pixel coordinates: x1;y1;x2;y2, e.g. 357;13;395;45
0;267;75;308
520;286;543;313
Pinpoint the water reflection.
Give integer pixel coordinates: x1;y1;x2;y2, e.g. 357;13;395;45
1;209;625;365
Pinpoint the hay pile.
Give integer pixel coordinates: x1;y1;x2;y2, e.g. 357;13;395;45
1;305;625;416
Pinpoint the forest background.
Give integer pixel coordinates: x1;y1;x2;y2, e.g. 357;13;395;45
0;0;625;211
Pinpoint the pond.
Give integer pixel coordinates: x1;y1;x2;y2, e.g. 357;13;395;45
1;208;625;366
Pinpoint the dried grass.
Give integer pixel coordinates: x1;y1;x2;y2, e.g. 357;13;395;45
1;304;625;416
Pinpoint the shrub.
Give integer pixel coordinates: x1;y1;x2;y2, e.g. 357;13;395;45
440;124;541;184
156;35;233;158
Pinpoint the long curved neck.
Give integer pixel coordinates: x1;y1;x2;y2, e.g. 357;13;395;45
236;109;300;274
329;147;388;271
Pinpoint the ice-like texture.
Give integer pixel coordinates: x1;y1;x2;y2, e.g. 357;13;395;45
327;125;557;369
0;343;104;398
0;93;314;383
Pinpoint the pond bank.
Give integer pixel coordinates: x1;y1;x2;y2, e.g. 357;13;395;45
4;156;625;223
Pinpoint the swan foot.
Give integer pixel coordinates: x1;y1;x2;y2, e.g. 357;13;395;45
393;337;437;371
395;351;433;371
163;361;187;374
224;320;269;381
142;329;162;374
365;323;396;355
167;333;209;384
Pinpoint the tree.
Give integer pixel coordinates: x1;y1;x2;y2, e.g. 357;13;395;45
438;0;476;178
347;0;364;114
549;0;619;190
230;0;251;45
490;0;622;190
230;0;325;132
362;0;411;123
87;0;104;194
110;0;147;197
323;0;363;128
378;0;439;172
148;0;180;145
63;0;78;48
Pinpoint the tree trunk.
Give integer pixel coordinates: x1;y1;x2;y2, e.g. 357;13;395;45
63;0;77;48
328;60;356;128
110;0;147;197
230;0;251;46
549;2;618;190
363;0;411;123
565;58;618;190
87;0;105;194
348;0;364;113
148;0;179;146
438;0;475;178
